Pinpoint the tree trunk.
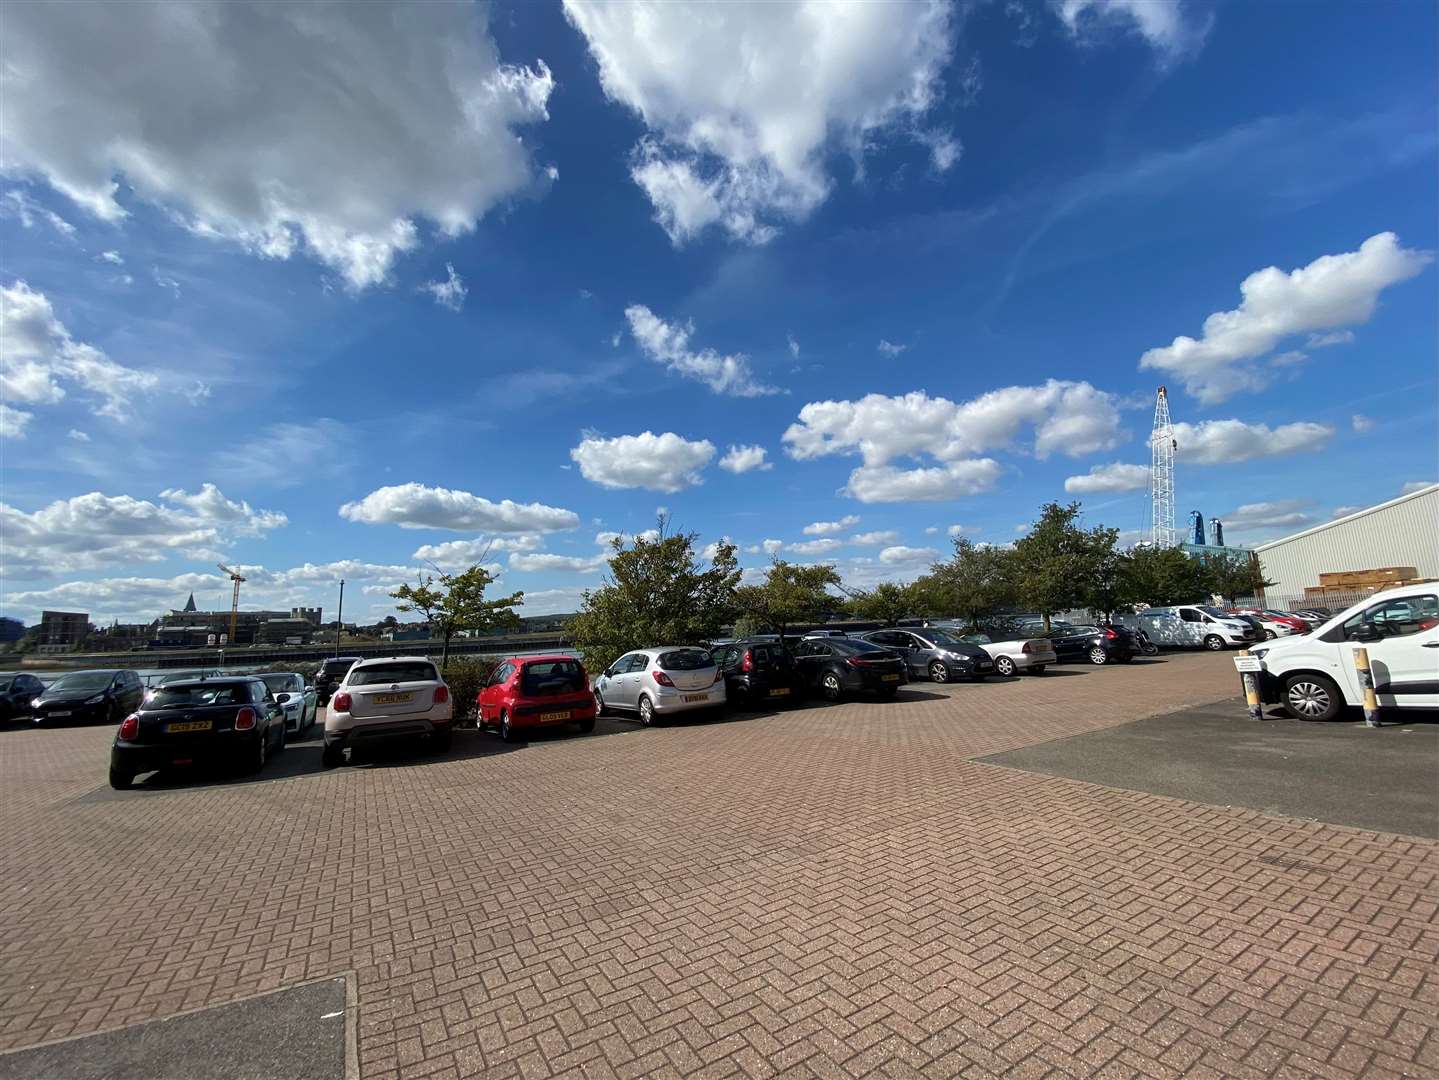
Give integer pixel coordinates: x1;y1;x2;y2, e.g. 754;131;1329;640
441;628;452;671
1043;613;1052;632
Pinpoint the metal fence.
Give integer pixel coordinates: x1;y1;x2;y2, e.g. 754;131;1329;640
1238;592;1374;615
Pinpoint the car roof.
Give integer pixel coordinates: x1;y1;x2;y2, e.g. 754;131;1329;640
261;671;304;677
156;677;256;688
508;654;578;664
351;655;433;665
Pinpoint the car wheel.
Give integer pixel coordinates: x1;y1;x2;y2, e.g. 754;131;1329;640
274;721;286;755
1283;674;1343;721
576;715;595;734
821;673;843;702
1203;634;1225;651
108;766;133;790
1088;646;1108;665
500;711;518;743
638;695;655;726
594;690;608;717
928;661;950;683
320;742;344;769
994;656;1016;677
1263;629;1277;640
247;730;268;775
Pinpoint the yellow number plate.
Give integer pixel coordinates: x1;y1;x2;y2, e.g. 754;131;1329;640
539;711;571;722
682;694;709;703
166;720;212;733
373;692;412;705
881;674;901;682
768;687;790;697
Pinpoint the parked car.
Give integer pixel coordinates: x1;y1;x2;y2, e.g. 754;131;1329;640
478;654;596;741
1251;584;1439;720
108;676;286;789
857;627;994;682
0;673;46;722
32;669;145;726
1232;609;1305;638
1228;612;1283;641
1046;625;1137;665
315;656;361;705
155;668;222;687
260;672;317;733
949;626;1057;677
710;639;806;708
793;637;907;701
1128;606;1256;650
593;647;723;726
1295;607;1334;622
800;629;849;639
323;656;452;765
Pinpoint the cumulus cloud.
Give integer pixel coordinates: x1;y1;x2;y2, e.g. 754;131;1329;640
570;431;715;493
0;2;554;289
517;587;589;616
1;280;158;420
1351;414;1375;434
718;444;772;474
595;528;661;548
508;551;608;574
422;263;467;311
2;484;286;578
1218;500;1319;537
700;536;732;561
746;539;784;557
878;545;939;566
563;0;955;245
1171;419;1333;465
339;483;578;533
1055;0;1208;57
625;305;780;397
877;339;908;357
410;534;542;569
1400;481;1436;496
96;250;124;265
787;538;843;556
946;524;978;537
1139;233;1431;402
803;515;860;537
852;530;900;546
1064;462;1150;494
0;403;34;439
845;459;1004;503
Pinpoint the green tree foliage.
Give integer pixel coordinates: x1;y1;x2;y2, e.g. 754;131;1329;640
438;657;498;725
1121;545;1212;607
568;524;740;673
910;538;1017;628
391;564;522;670
733;560;843;638
845;580;919;627
1011;502;1119;630
1203;551;1275;604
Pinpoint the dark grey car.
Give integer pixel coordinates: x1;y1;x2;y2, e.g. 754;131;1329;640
858;628;993;682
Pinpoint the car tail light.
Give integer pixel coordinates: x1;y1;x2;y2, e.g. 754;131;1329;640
118;714;139;740
1104;628;1117;640
331;692;351;713
653;671;675;687
234;707;256;731
712;668;724;684
433;686;449;704
741;650;753;672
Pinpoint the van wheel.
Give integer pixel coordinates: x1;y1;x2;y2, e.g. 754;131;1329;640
1203;635;1225;650
1283;674;1342;721
638;695;655;726
994;656;1016;677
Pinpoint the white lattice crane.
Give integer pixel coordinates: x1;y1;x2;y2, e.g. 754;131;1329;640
217;563;246;644
1148;387;1177;547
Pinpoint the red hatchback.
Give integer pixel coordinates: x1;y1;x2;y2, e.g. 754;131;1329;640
477;655;597;743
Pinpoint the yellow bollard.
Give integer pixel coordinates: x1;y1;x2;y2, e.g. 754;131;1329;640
1238;648;1264;721
1352;646;1381;728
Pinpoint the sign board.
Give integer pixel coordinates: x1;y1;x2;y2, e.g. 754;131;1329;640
1232;656;1262;673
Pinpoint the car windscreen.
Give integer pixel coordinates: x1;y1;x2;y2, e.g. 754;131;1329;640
1198;606;1229;618
521;660;585;695
835;639;890;654
657;649;711;670
146;684;250;709
347;662;436;686
262;674;302;693
320;660;357;675
47;672;114;692
924;629;969;647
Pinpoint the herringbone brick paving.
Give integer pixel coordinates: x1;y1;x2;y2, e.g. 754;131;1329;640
0;652;1435;1078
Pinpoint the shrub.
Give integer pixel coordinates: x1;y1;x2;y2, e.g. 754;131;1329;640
440;657;496;726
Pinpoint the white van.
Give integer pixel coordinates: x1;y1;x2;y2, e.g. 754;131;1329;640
1128;606;1257;650
1252;583;1439;720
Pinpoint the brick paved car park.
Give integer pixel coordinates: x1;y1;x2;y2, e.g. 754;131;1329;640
1;652;1435;1079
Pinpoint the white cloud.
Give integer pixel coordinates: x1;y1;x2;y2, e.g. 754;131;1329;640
422;263;467;311
746;539;784;556
595;528;661;548
210;419;350;489
1171;419;1334;465
787;334;800;359
878;545;939;566
1;280;158;420
0;2;554;289
563;0;955;245
518;587;588;616
2;484;286;578
718;444;772;474
1330;506;1362;520
1307;330;1355;349
1350;414;1375;434
803;515;861;537
1139;233;1431;402
97;250;124;265
411;534;542;569
151;267;181;296
508;551;608;574
1219;500;1319;536
877;339;908;357
0;188;75;237
570;431;715;493
946;524;978;537
852;530;900;546
787;538;843;556
625;305;780;397
0;403;33;440
1400;481;1436;496
1064;462;1150;494
700;536;732;561
845;459;1004;503
339;483;579;533
67;428;90;442
924;526;939;535
1055;0;1206;57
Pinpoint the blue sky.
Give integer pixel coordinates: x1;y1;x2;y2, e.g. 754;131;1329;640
2;0;1435;625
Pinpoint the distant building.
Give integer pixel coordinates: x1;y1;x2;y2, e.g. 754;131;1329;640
39;610;90;653
151;603;323;647
383;627;432;642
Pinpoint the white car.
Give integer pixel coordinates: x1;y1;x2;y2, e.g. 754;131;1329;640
260;672;317;733
1252;584;1439;720
593;647;725;725
958;630;1058;677
322;656;452;766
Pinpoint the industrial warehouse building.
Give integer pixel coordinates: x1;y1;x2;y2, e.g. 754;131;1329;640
1255;484;1439;604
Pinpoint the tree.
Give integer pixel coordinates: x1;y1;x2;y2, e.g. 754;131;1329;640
1204;551;1274;605
1010;502;1118;631
1082;546;1132;621
1121;545;1211;607
845;581;919;627
569;523;740;673
733;560;843;639
910;538;1017;628
391;563;523;670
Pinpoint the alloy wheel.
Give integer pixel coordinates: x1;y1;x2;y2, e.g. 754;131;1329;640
639;696;654;725
1287;681;1331;718
995;656;1015;677
929;662;949;683
1089;646;1108;665
822;674;842;701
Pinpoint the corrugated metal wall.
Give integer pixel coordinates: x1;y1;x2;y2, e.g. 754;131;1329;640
1256;487;1439;596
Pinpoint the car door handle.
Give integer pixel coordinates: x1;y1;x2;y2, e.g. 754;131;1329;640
1423;642;1439;648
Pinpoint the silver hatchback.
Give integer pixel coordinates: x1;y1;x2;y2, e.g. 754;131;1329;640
593;647;726;725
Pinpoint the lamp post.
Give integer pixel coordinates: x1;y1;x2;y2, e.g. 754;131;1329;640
335;579;345;657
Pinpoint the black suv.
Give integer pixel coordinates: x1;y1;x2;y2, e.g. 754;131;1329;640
710;639;806;708
1046;625;1137;665
315;656;361;705
32;669;145;726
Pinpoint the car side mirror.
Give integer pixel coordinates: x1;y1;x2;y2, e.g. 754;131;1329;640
1352;622;1380;643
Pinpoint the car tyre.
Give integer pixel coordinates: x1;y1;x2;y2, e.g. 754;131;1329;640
638;695;656;726
1263;629;1277;640
928;661;950;683
994;656;1016;677
1283;673;1343;721
594;690;608;717
500;711;518;743
246;730;268;775
274;721;286;755
1088;646;1108;665
576;715;596;734
821;672;844;702
321;742;344;769
108;766;133;790
1203;634;1225;651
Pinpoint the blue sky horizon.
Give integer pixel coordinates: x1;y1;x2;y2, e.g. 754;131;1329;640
2;0;1436;625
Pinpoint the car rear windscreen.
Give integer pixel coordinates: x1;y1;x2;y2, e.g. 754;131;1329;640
521;660;585;696
838;639;890;654
147;684;250;708
657;649;711;670
347;662;437;686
